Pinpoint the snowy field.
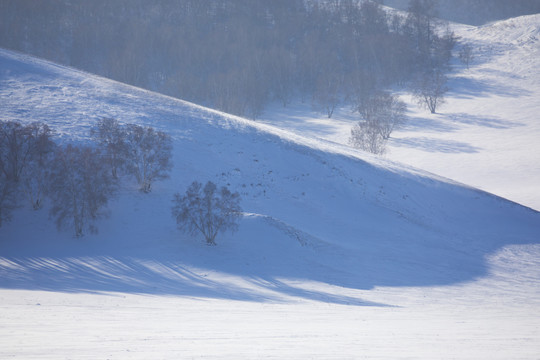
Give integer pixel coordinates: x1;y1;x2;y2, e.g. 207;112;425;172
1;14;540;360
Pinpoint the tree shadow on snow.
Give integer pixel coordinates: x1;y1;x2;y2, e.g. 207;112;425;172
391;136;481;153
449;75;531;99
401;113;522;134
1;191;539;308
399;116;459;133
446;112;524;129
0;256;389;307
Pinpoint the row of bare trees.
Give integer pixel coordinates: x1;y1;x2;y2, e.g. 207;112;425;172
1;118;242;244
348;68;451;155
0;121;54;226
0;119;172;236
0;0;456;119
48;144;117;237
91;118;172;193
346;0;457;155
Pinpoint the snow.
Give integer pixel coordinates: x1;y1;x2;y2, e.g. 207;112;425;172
2;245;540;359
1;14;540;360
2;281;539;359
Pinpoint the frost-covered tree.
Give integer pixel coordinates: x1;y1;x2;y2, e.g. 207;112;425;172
0;121;33;182
312;69;342;119
459;43;474;69
1;0;460;118
124;124;172;193
0;172;18;227
354;91;407;140
0;121;55;211
90;118;127;179
171;181;242;245
349;91;406;155
349;121;387;155
0;122;18;226
19;122;55;210
48;145;117;237
413;68;448;114
405;0;439;67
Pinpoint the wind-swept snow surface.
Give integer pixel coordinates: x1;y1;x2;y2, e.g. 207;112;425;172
1;43;539;359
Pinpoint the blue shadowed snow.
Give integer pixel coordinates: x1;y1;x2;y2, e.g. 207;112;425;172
1;48;539;305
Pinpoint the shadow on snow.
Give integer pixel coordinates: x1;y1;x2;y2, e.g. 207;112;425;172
0;255;389;307
391;137;481;153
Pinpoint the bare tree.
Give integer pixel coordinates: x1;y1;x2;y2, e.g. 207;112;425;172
268;46;295;108
90;118;128;179
0;122;19;226
406;0;439;68
413;68;448;114
48;145;117;237
124;124;172;193
19;122;55;210
0;120;33;182
349;91;407;155
171;181;242;245
312;70;342;118
354;91;407;140
20;151;55;210
0;121;55;212
0;171;18;227
349;121;387;155
459;43;474;69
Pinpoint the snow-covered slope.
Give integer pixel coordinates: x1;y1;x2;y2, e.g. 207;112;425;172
1;45;539;359
389;14;540;211
260;14;540;212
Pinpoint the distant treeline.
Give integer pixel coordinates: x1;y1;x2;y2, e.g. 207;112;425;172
384;0;540;26
1;0;455;118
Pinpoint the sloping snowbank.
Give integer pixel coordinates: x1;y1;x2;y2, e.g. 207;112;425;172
1;40;539;359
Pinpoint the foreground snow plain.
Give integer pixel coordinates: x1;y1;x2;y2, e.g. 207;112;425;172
1;14;540;360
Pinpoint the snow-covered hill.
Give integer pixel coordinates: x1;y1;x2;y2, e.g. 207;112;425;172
390;14;540;211
260;14;540;212
1;24;540;359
